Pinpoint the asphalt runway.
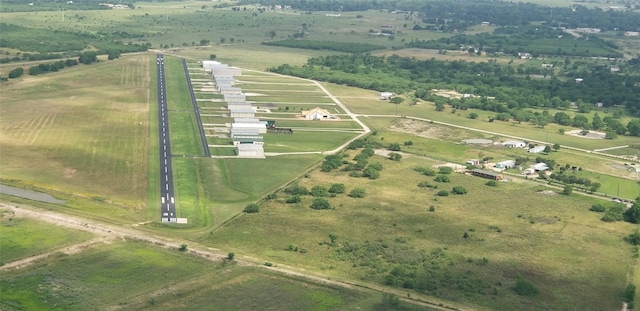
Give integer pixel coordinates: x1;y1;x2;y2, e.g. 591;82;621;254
157;54;177;223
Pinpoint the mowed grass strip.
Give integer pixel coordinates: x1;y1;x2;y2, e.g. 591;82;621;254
208;154;636;310
0;215;94;264
0;55;150;204
0;240;222;311
263;131;360;153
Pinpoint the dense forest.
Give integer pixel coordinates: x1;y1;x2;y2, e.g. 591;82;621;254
246;0;640;31
269;54;640;133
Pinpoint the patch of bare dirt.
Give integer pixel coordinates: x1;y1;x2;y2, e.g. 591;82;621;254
566;129;606;139
63;167;77;178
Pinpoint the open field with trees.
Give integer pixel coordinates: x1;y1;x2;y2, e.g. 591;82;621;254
2;0;640;310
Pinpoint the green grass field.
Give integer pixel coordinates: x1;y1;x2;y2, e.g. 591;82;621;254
206;153;637;311
0;215;94;264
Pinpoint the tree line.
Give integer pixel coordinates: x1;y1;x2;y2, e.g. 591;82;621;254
262;39;385;53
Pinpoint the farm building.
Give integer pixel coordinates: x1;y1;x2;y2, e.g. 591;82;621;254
231;127;261;136
494;160;516;169
502;140;527;148
236;143;265;158
233;118;263;124
301;107;335;120
379;92;393;100
229;108;255;118
224;94;246;103
227;102;252;111
531;162;549;171
528;146;546;154
466;159;480;165
470;169;504;180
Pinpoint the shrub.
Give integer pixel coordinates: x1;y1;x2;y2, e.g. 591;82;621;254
349;188;366;198
589;203;606;212
363;167;381;179
438;166;453;175
437;190;449;196
286;195;301;203
368;162;383;171
422;168;436;176
285;185;308;195
624;230;640;245
418;181;437;189
623;202;640;224
486;180;498;187
388;152;402;161
227;252;235;260
513;277;539;297
434;175;450;183
451;186;467;195
328;183;346;194
310;185;329;197
310;198;332;210
388;143;401;151
243;203;260;213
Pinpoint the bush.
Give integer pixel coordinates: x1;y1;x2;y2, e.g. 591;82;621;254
328;183;346;194
286;195;301;203
310;198;332;210
285;185;308;195
434;175;450;183
388;143;401;151
422;168;436;176
486;180;498;187
589;203;606;212
418;181;437;189
623;202;640;224
349;188;366;198
310;185;329;197
227;252;235;260
451;186;467;195
437;190;449;196
624;231;640;245
513;277;539;297
388;152;402;161
368;162;383;171
363;167;381;179
243;203;260;213
438;166;453;175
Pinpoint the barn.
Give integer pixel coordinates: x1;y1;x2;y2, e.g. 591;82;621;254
301;107;334;120
470;169;504;180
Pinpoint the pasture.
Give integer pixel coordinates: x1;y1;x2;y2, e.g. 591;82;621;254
0;55;150;207
0;213;94;264
207;152;637;311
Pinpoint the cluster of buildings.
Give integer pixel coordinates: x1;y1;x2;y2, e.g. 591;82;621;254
202;60;265;158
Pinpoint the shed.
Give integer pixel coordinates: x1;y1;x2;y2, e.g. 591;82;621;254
530;162;549;171
231;122;267;133
202;60;221;72
224;94;246;103
466;159;480;165
528;146;546;154
301;107;334;120
470;169;504;180
379;92;393;100
227;102;252;111
495;160;516;169
236;143;265;158
502;140;527;148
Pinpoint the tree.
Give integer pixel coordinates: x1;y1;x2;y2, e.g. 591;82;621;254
591;113;604;130
624;230;640;245
348;188;366;198
388;152;402;161
286;195;301;203
8;67;23;78
311;185;329;197
227;252;235;260
209;54;217;60
438;166;453;175
552;143;560;151
561;185;573;195
387;143;401;151
389;97;404;104
437;190;449;196
269;30;276;40
434;175;450;183
363;166;380;179
558;128;565;135
486;180;498;187
468;112;478;119
179;244;188;251
243;203;260;213
623;202;640;224
435;102;445;111
628;120;640;136
310;198;332;210
328;183;346;194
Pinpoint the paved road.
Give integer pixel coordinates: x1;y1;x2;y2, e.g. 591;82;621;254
182;58;211;157
156;54;177;223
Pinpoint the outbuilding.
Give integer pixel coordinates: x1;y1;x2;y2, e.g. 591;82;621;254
502;140;527;148
380;92;393;100
470;169;504;180
528;146;546;154
494;160;516;169
301;107;334;120
229;108;255;118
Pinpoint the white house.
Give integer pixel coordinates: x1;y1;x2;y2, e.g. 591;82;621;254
531;162;549;171
301;107;334;120
495;160;516;169
236;143;265;158
202;60;221;72
502;140;527;148
379;92;393;100
528;146;546;154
